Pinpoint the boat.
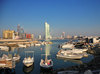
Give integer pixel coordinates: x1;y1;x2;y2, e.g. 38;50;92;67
56;52;83;59
58;48;83;54
18;44;27;48
0;46;9;51
40;59;53;69
60;41;75;49
62;43;75;49
40;54;53;69
23;51;34;67
34;43;41;46
13;53;20;61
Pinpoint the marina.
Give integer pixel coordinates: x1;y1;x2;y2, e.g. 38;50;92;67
0;0;100;74
0;39;99;74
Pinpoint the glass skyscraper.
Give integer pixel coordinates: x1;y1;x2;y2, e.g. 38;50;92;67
45;22;51;41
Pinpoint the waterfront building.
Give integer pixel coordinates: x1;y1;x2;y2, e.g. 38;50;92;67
26;34;31;39
45;22;51;41
3;30;15;39
31;34;34;39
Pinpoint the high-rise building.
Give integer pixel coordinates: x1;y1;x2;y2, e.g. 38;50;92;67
62;32;65;39
45;22;51;41
17;24;20;33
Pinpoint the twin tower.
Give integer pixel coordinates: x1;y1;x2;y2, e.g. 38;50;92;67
45;22;52;41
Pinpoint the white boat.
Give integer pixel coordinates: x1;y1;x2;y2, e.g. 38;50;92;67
0;46;9;51
18;44;27;48
62;43;74;48
13;54;20;61
23;57;34;67
73;48;88;52
40;59;53;69
23;51;34;67
59;48;84;54
57;52;83;59
35;43;41;46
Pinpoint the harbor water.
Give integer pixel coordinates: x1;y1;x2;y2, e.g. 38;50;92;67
0;39;94;74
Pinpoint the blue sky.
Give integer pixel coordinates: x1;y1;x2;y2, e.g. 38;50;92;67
0;0;100;37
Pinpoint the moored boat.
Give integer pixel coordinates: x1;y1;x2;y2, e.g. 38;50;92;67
23;51;34;67
40;59;53;69
13;53;20;61
57;52;83;59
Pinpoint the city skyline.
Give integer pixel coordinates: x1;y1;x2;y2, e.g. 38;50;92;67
0;0;100;37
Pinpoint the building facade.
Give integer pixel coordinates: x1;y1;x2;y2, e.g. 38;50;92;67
3;30;15;39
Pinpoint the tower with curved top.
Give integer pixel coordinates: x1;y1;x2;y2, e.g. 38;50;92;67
45;22;51;41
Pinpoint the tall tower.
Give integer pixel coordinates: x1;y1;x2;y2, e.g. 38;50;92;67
45;22;51;41
17;24;20;33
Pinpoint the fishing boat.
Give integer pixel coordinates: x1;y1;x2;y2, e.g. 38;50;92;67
13;53;20;61
40;54;53;69
40;59;53;69
23;51;34;67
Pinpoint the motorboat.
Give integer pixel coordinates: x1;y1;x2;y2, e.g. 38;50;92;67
34;43;41;46
18;44;27;48
13;53;20;61
57;52;83;59
23;57;34;67
23;51;34;67
62;43;75;49
58;48;83;54
0;46;9;51
40;59;53;69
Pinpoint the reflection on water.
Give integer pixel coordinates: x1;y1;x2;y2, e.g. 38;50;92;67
57;57;83;64
45;44;51;57
40;67;53;74
0;68;15;74
23;64;34;74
